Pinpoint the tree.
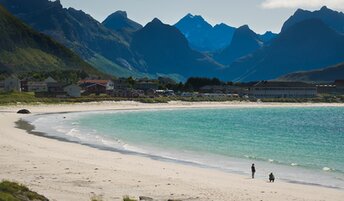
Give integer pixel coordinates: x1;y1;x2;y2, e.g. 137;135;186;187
185;77;224;91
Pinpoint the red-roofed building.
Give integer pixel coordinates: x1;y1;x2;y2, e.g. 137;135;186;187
78;80;114;94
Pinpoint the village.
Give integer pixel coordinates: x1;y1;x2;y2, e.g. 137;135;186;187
0;75;344;100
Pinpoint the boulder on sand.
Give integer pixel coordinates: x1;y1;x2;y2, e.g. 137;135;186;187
17;109;31;114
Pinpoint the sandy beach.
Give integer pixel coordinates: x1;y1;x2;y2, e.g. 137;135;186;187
0;101;343;201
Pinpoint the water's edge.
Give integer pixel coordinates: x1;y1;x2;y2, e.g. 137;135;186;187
15;110;343;190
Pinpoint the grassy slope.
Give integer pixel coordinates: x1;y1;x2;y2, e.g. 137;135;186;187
87;54;149;78
0;5;101;76
0;180;48;201
278;61;344;82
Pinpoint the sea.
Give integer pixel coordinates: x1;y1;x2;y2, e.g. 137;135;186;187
24;107;344;189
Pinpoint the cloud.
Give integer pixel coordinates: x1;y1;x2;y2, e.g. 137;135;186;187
261;0;344;9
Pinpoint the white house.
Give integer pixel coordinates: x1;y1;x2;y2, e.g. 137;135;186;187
64;84;81;97
249;81;317;99
4;77;21;92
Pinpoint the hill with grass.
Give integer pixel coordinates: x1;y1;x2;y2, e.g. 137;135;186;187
0;0;146;78
279;61;344;82
0;5;100;76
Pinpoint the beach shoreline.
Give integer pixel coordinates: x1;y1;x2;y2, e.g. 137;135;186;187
1;101;343;201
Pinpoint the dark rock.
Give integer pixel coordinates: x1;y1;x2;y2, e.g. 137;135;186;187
17;109;31;114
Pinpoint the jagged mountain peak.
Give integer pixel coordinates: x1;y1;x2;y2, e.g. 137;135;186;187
214;23;261;65
151;17;163;24
110;10;127;18
102;10;142;32
183;13;206;21
175;13;235;52
281;6;344;33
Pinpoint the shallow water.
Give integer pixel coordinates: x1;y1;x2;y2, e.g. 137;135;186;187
26;107;344;188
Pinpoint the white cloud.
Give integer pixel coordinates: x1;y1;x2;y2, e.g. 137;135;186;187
261;0;344;9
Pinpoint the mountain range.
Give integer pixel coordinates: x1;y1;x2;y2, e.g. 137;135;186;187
214;25;264;65
174;14;236;52
1;0;344;82
131;18;223;77
281;6;344;33
224;19;344;81
0;0;147;78
0;4;100;76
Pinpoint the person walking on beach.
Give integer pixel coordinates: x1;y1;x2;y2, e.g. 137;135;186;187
251;163;256;178
269;172;275;182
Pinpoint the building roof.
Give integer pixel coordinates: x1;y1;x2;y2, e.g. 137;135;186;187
83;83;107;89
78;80;111;86
44;76;57;83
64;84;81;90
253;81;315;88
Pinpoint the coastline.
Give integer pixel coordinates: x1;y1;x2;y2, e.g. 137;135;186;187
1;101;343;201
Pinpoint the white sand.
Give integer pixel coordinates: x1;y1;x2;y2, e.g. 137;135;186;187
0;101;343;201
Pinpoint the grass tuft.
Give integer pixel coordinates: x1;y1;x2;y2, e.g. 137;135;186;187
90;194;103;201
0;180;48;201
123;195;137;201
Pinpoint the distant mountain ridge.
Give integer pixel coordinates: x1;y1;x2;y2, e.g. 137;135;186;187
174;14;236;52
131;18;223;77
1;0;344;82
223;19;344;81
281;6;344;33
279;62;344;82
0;5;100;75
214;25;263;65
259;31;277;43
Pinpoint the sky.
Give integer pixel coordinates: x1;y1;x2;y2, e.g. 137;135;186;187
59;0;344;33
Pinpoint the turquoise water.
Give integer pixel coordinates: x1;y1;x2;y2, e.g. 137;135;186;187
28;107;344;188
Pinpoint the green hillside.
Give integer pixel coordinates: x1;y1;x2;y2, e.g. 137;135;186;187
0;5;100;76
0;0;145;78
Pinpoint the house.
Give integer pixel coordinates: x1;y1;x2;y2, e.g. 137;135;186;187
249;81;317;99
334;80;344;94
155;89;175;96
44;76;57;84
41;77;64;93
111;88;144;98
316;84;336;94
4;77;21;92
199;85;226;94
134;82;159;91
81;83;106;94
180;92;199;97
32;76;68;97
0;81;4;92
79;79;114;94
64;84;81;97
27;82;48;92
20;79;28;92
113;78;131;90
46;82;64;93
199;85;246;96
